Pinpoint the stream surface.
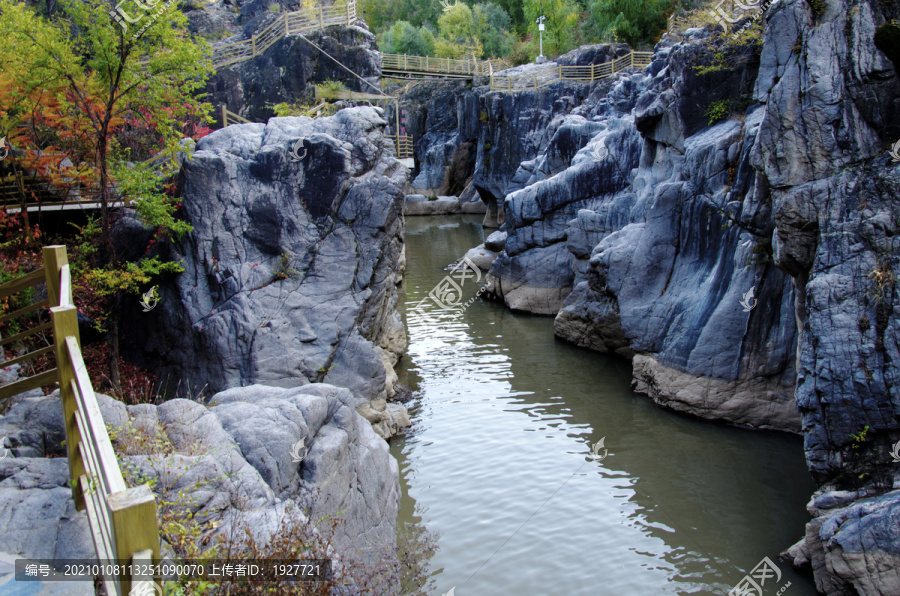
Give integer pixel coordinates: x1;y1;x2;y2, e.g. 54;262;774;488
393;214;818;596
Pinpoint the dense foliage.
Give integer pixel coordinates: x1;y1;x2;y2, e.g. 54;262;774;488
363;0;688;61
0;0;212;395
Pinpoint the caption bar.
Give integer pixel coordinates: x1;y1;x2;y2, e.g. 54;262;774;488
15;559;333;582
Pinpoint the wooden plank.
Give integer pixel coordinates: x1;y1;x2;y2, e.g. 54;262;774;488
58;265;71;308
0;268;45;299
51;305;84;509
0;368;58;402
0;298;50;323
1;344;54;369
0;321;52;346
109;485;161;596
80;474;116;564
67;335;125;495
130;550;162;596
78;447;117;562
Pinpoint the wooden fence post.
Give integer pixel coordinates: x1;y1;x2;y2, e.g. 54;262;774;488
252;35;256;57
221;104;228;128
42;245;67;307
51;304;84;510
110;485;161;596
318;5;324;28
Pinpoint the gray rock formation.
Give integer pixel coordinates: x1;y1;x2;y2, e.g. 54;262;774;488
404;0;900;592
0;384;400;562
404;194;486;216
122;107;408;406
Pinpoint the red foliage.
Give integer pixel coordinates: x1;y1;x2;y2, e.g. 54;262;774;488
81;341;160;405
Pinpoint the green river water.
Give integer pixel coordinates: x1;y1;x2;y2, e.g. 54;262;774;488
392;214;818;596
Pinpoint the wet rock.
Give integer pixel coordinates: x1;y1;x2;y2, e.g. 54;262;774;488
355;397;411;440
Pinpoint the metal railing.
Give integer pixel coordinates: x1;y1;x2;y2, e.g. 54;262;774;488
488;50;653;91
212;0;357;68
0;246;162;595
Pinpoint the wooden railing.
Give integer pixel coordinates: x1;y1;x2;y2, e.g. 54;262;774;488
488;50;653;91
48;245;162;596
212;0;357;68
385;134;414;159
381;53;508;77
0;246;161;595
0;249;60;403
220;105;252;128
210;0;510;78
0;171;106;212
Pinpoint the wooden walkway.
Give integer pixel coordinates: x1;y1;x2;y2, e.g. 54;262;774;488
210;0;510;78
488;51;653;91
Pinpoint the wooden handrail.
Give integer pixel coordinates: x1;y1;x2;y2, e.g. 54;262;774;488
489;50;652;91
49;262;161;595
212;0;358;69
0;245;162;595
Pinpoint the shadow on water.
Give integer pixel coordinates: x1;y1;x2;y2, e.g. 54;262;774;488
392;215;816;595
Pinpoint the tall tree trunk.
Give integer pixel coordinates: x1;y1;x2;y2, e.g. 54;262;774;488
98;136;111;255
109;303;122;396
98;133;121;395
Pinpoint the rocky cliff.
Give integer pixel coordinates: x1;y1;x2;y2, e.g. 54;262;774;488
405;0;900;592
206;23;382;123
122;106;408;406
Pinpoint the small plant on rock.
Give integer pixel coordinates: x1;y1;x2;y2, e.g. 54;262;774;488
273;251;299;281
850;425;869;450
705;99;731;125
868;259;896;303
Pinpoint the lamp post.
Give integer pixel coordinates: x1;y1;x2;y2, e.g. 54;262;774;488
536;14;547;63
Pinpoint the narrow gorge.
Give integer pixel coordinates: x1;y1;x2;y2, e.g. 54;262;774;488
0;0;896;593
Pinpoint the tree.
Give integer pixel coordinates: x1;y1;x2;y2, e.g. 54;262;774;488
589;0;672;47
523;0;580;56
474;2;517;58
435;2;483;58
379;20;436;55
0;0;212;393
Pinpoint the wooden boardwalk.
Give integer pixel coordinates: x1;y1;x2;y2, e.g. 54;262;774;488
210;0;510;78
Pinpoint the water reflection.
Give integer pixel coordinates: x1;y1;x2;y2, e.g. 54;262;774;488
393;215;816;595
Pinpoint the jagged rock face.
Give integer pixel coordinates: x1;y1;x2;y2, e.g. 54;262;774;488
122;107;407;404
0;385;400;562
404;0;899;591
206;24;381;122
753;0;900;483
402;80;472;194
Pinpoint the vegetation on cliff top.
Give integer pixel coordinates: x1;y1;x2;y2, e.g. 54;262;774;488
366;0;703;62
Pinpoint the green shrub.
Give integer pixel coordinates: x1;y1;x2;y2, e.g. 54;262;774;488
378;21;436;56
588;0;669;48
705;99;731;125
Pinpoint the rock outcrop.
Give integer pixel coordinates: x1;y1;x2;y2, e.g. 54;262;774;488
207;23;382;123
404;194;486;215
122;107;408;406
404;0;899;592
0;384;400;562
